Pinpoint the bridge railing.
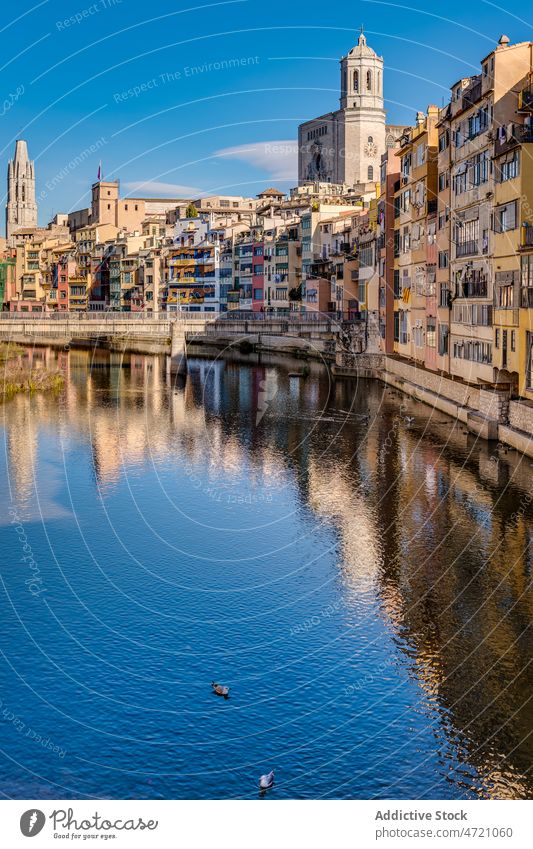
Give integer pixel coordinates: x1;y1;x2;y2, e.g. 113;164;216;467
0;310;359;323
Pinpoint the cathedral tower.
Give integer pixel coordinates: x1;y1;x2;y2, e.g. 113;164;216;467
339;31;386;184
6;139;37;239
298;32;402;188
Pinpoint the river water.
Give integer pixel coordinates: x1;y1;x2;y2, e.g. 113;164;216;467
0;346;531;800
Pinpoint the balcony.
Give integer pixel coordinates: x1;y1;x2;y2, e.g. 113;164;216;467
518;85;533;111
458;278;488;298
494;122;533;156
456;240;478;258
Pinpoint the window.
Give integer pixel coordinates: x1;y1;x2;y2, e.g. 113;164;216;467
125;204;128;210
353;70;359;92
470;150;489;186
453;340;492;363
368;135;373;144
511;330;516;352
438;323;449;355
455;218;479;257
493;201;518;233
253;288;263;300
368;165;374;181
393;230;400;258
438;171;449;191
438;130;450;152
499;285;514;308
521;254;533;307
454;167;468;195
495;329;500;349
393;269;401;298
426;318;436;348
453;303;492;326
439;283;450;308
399;311;408;344
253;264;263;275
499;151;519;182
366;70;372;91
438;250;449;269
394;311;400;342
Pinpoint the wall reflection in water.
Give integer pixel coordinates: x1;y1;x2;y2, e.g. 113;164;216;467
1;346;531;799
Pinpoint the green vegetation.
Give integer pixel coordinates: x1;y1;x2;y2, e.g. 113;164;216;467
0;342;25;362
0;344;64;399
185;203;199;218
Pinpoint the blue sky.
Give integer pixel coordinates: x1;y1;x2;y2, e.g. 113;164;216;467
1;0;531;228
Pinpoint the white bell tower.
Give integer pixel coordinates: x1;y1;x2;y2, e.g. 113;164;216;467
339;29;386;185
298;29;398;188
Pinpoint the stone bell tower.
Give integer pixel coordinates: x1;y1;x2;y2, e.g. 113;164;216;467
338;30;386;185
6;139;37;239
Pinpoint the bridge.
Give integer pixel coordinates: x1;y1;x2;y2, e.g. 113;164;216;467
0;311;379;376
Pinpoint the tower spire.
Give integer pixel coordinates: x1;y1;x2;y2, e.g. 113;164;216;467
6;139;37;240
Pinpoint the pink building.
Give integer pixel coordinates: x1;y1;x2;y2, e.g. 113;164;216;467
425;208;438;370
252;240;264;312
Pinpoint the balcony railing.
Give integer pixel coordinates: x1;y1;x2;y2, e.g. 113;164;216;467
456;240;478;258
518;86;533;111
495;122;533;156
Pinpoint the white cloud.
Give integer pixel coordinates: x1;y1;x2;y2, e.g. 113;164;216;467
123;180;201;196
215;139;298;181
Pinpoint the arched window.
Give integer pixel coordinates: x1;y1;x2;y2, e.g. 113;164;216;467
353;70;359;93
368;166;374;181
367;70;372;91
368;136;373;144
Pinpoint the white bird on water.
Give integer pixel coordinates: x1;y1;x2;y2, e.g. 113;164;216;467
259;770;275;790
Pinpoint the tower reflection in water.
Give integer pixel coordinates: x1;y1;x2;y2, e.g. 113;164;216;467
1;346;531;800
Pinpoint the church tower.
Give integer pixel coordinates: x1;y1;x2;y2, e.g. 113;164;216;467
6;139;37;239
338;31;386;185
298;31;401;188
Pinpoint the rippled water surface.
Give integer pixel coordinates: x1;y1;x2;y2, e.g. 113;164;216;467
0;347;531;799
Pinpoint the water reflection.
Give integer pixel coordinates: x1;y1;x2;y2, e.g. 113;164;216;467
0;346;531;800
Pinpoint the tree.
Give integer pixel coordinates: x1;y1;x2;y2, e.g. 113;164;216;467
185;203;199;218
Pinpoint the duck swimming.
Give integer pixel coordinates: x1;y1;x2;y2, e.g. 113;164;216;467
211;682;230;697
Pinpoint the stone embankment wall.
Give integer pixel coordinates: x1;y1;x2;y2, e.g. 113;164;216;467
337;352;533;457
